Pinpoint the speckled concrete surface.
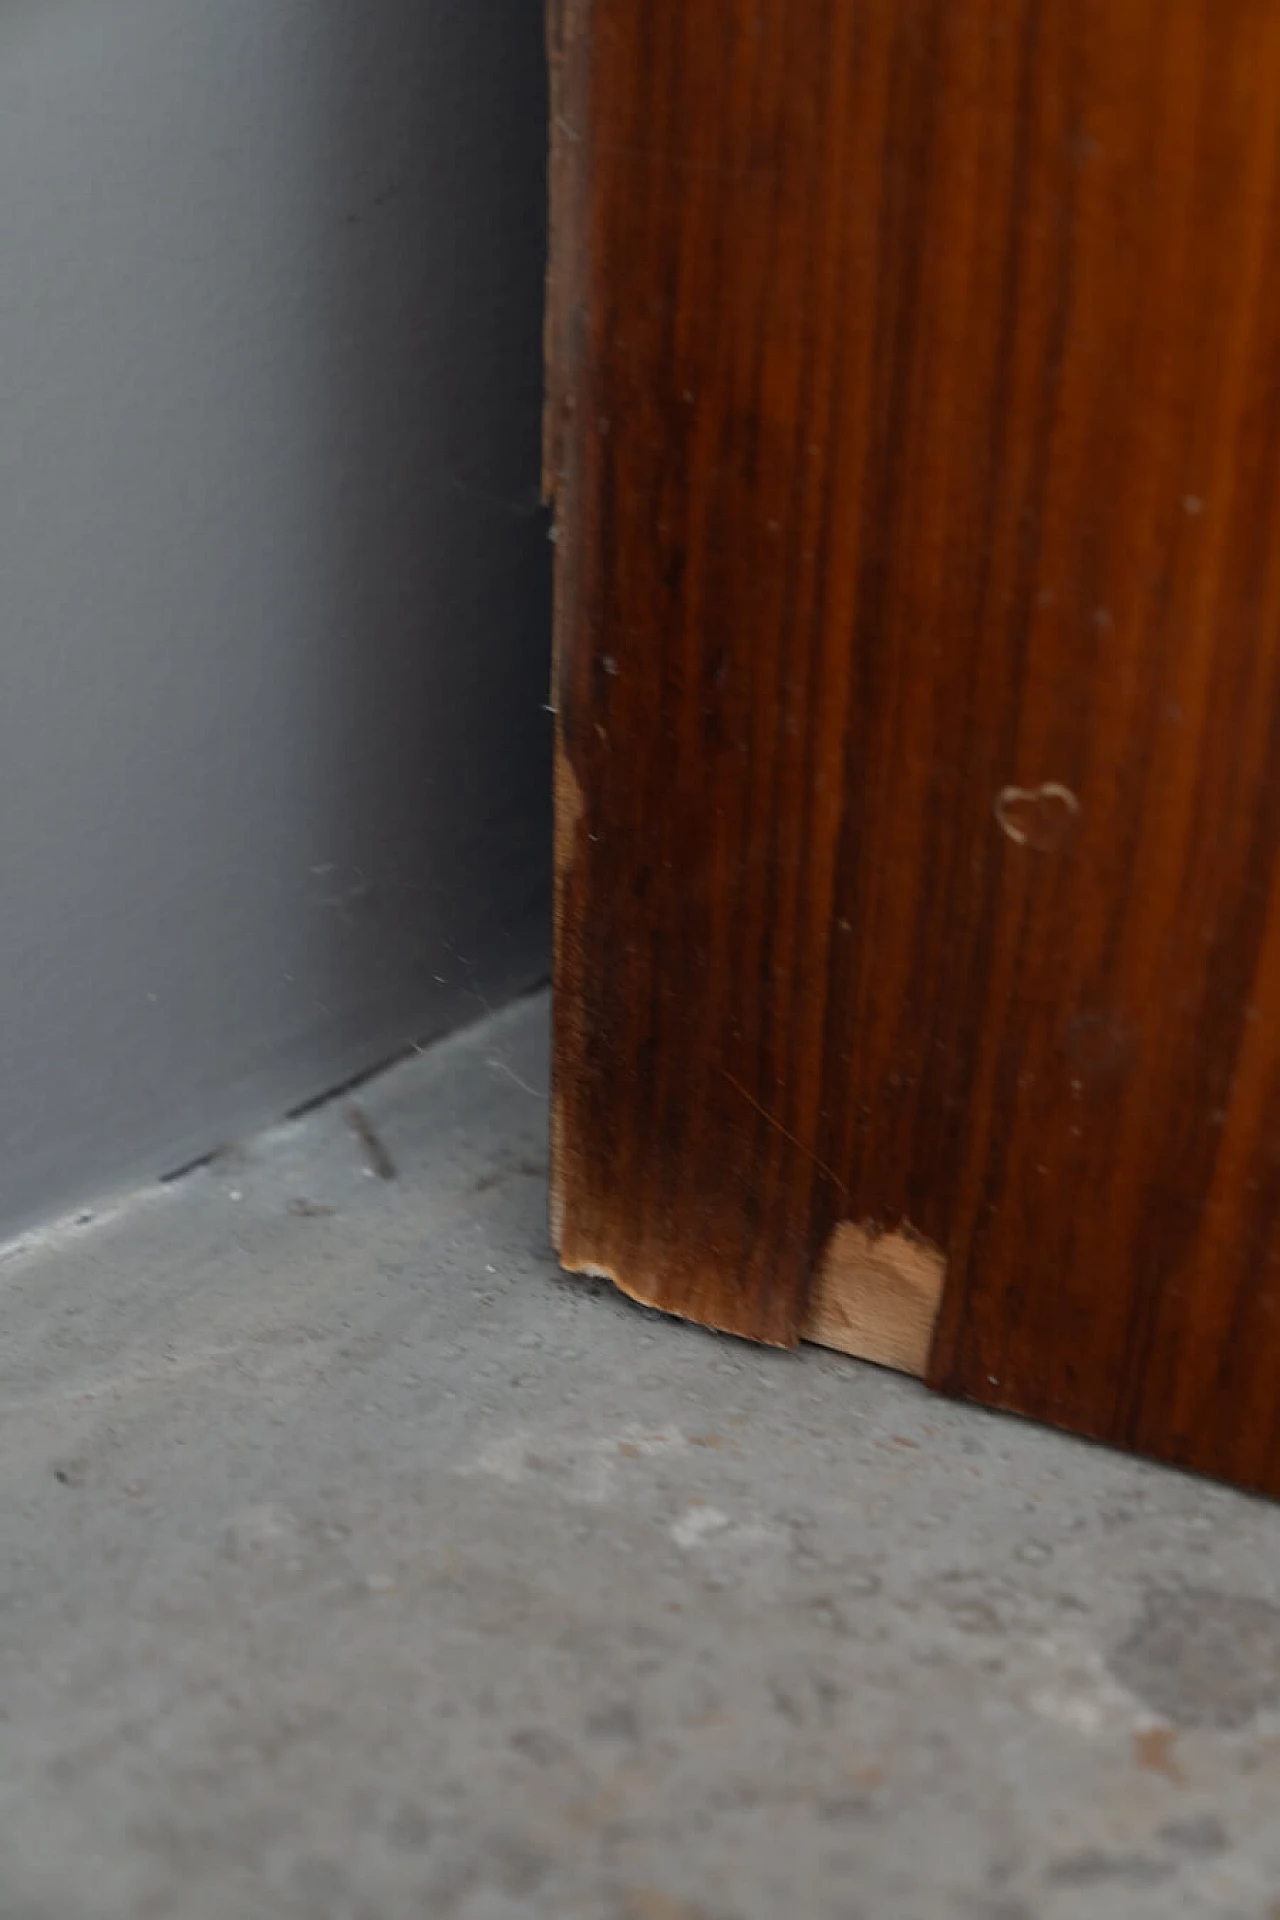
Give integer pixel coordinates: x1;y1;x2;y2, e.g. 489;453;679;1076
3;993;1280;1919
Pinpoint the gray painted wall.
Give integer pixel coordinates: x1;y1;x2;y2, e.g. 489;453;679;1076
0;1;551;1234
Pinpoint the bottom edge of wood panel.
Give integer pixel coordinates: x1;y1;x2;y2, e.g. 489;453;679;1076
556;1218;947;1380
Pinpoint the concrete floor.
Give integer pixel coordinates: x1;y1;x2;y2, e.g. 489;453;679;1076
4;995;1280;1919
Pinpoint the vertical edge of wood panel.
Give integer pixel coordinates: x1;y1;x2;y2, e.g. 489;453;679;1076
541;0;589;522
544;0;591;1272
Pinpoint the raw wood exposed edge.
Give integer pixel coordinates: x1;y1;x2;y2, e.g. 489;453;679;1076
545;0;592;1260
803;1222;947;1377
557;1241;801;1349
558;1216;945;1373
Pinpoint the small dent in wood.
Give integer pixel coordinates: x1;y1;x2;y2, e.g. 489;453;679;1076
803;1221;946;1378
995;781;1080;852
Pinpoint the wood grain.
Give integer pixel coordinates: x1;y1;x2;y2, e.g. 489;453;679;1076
548;0;1280;1493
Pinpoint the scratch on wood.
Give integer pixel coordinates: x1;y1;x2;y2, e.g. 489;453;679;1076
717;1067;848;1196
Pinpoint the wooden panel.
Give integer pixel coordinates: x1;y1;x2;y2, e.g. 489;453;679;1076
546;0;1280;1494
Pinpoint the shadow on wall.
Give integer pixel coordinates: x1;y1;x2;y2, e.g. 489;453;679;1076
0;0;551;1233
317;1;553;1054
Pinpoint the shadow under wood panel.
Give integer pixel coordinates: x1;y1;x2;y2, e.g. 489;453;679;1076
547;0;1280;1496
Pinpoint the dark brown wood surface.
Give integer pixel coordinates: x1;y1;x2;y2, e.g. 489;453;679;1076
547;0;1280;1494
